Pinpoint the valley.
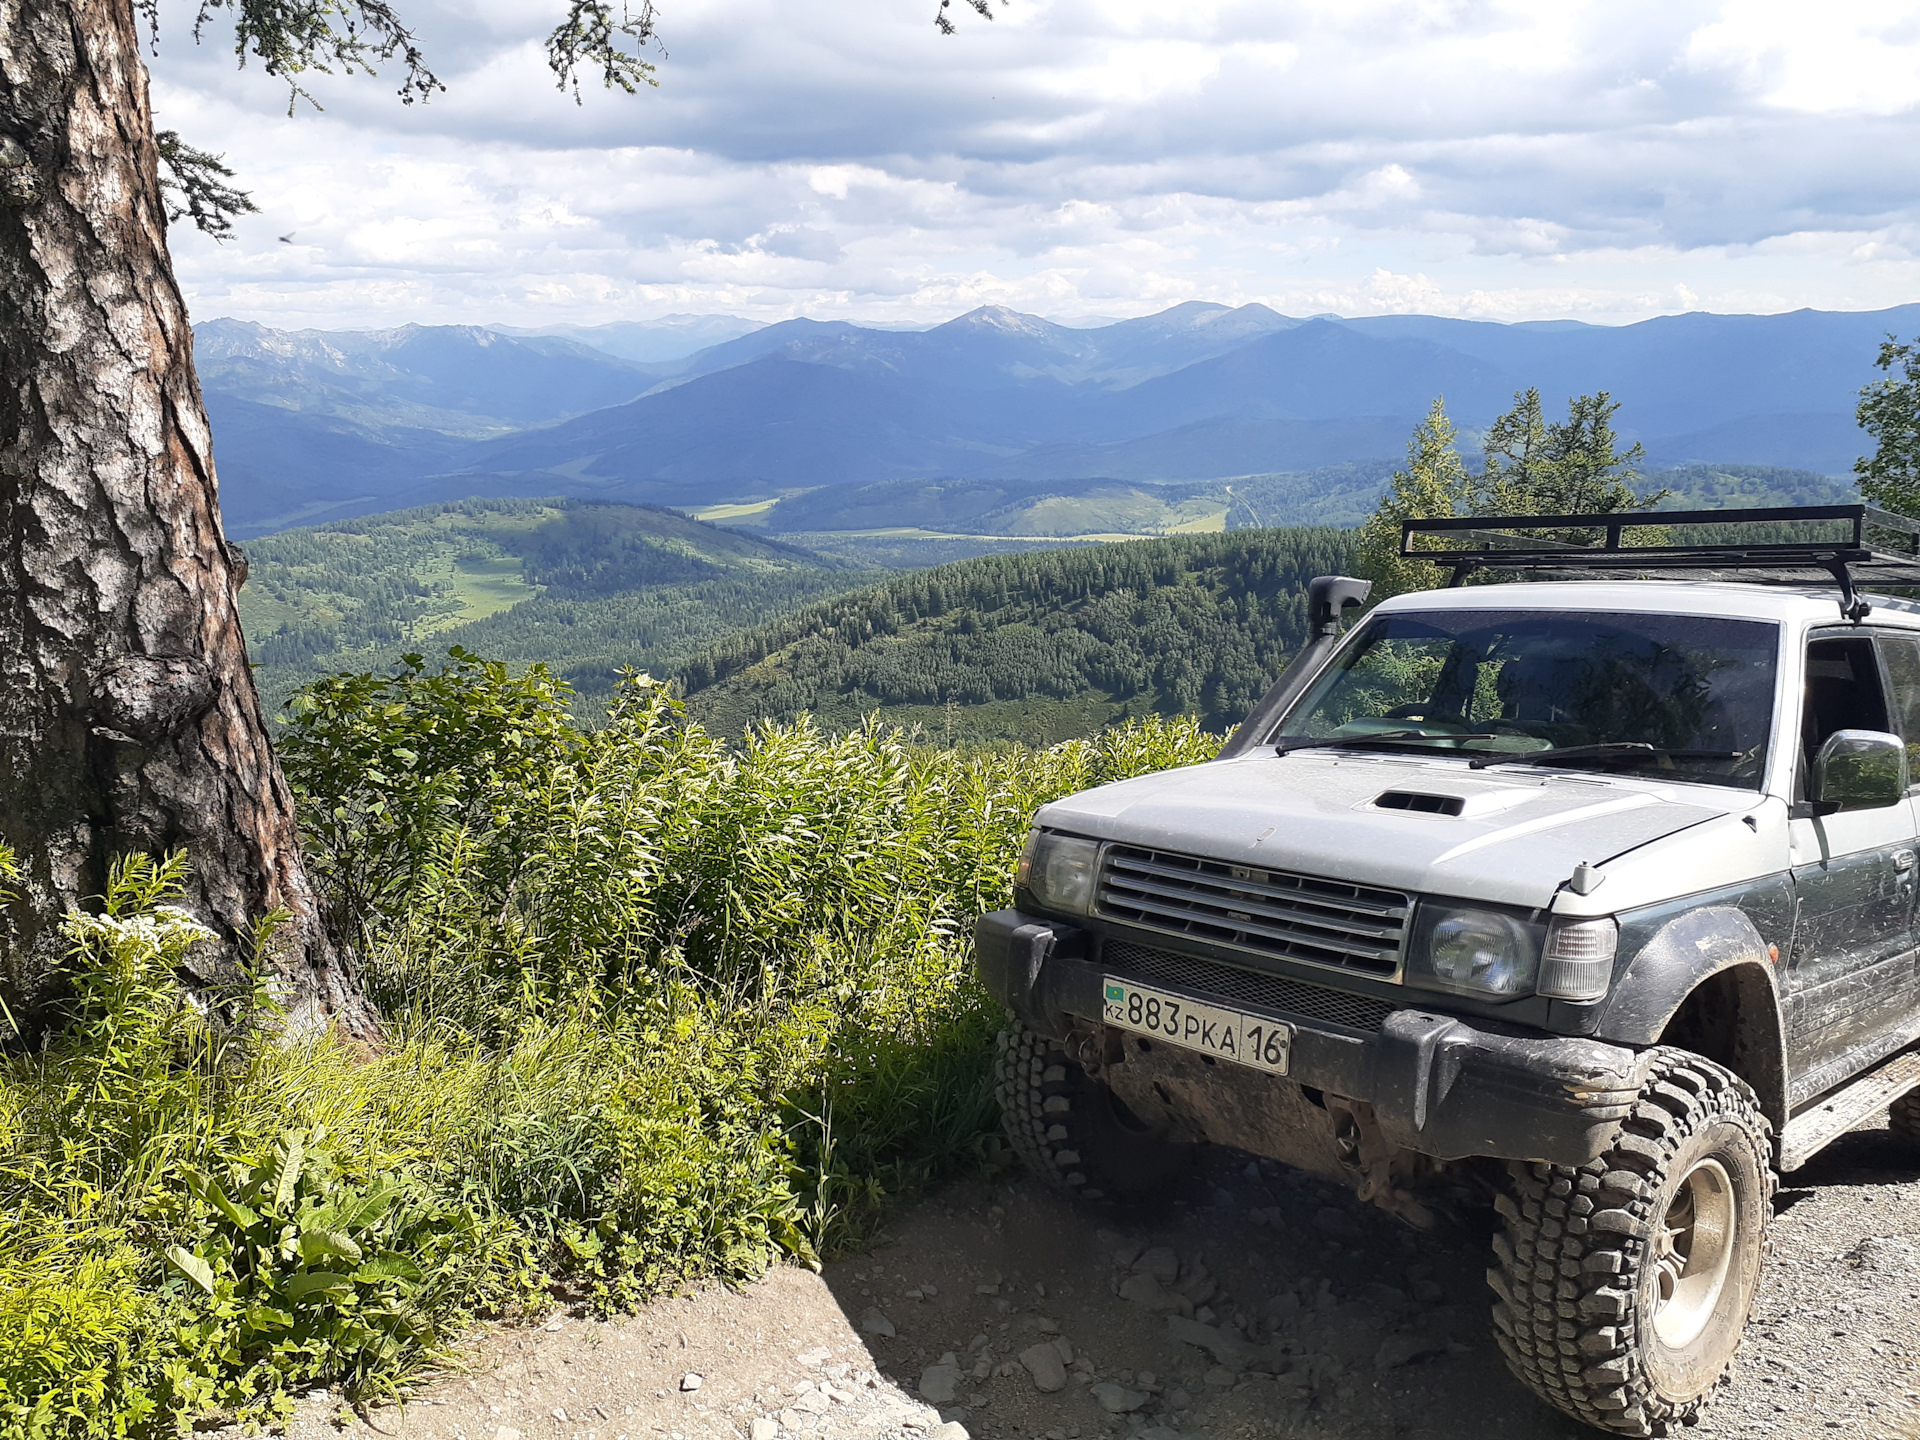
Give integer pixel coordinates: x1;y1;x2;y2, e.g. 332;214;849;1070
221;298;1881;746
237;499;867;717
239;454;1859;743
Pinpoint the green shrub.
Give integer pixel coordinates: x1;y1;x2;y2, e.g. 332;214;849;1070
2;656;1221;1437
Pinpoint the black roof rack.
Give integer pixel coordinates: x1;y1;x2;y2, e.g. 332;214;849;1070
1399;503;1920;620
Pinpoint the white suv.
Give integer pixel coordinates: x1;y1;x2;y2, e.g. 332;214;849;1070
977;507;1920;1436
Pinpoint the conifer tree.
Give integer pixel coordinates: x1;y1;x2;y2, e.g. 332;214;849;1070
1356;398;1474;600
1358;389;1662;601
1856;336;1920;517
1481;388;1658;519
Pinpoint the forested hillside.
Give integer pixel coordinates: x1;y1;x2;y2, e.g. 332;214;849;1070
679;528;1356;742
238;499;856;713
237;467;1857;734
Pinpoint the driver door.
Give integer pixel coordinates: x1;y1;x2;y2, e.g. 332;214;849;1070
1785;633;1920;1091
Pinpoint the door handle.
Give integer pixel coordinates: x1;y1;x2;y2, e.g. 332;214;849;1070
1898;851;1917;872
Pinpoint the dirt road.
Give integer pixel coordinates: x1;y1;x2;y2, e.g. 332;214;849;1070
275;1112;1920;1440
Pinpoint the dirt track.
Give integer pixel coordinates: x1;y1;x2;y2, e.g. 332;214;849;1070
272;1111;1920;1440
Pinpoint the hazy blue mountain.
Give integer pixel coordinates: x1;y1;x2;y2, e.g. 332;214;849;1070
205;394;469;535
201;302;1912;537
197;319;659;432
197;319;664;534
1062;320;1514;440
489;314;765;363
1339;306;1920;440
443;305;1902;499
462;356;1001;501
988;415;1423;481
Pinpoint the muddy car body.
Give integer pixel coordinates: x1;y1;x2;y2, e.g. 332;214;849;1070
977;509;1920;1436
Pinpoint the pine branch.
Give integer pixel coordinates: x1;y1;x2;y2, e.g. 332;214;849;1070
156;130;259;240
934;0;1000;36
547;1;663;102
185;0;445;112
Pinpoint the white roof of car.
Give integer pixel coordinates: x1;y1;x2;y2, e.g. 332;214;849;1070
1373;579;1920;627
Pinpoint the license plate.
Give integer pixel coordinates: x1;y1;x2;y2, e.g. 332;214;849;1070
1101;978;1291;1075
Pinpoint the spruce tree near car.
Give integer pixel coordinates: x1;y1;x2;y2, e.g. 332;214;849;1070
1855;335;1920;518
1356;388;1660;603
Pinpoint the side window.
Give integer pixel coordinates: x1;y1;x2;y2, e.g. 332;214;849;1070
1800;636;1892;793
1876;633;1920;783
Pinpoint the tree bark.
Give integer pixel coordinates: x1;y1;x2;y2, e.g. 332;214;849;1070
0;0;378;1042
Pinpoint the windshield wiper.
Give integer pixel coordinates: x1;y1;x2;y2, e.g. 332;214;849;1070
1468;743;1741;771
1277;731;1499;755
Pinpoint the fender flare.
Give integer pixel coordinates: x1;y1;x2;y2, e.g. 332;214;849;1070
1590;905;1790;1128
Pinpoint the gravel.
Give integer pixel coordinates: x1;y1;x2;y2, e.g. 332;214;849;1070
225;1106;1920;1440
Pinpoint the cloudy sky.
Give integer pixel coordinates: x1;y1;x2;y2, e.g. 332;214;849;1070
148;0;1920;331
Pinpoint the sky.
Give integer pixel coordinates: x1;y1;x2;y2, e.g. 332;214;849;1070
147;0;1920;331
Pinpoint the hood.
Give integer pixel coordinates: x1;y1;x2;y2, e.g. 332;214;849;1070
1033;751;1741;910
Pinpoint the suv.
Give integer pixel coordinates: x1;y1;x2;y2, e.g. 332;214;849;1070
975;506;1920;1436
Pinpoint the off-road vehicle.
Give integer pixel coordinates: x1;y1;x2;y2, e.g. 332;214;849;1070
977;504;1920;1436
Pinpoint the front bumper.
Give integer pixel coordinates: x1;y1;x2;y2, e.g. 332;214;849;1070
976;907;1645;1167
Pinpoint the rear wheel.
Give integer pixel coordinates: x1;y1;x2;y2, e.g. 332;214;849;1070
994;1023;1194;1202
1488;1049;1774;1436
1892;1088;1920;1146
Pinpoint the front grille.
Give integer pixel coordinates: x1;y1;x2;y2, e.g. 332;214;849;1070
1096;843;1410;977
1102;940;1397;1034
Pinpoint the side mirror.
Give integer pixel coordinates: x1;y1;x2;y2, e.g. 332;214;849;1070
1809;729;1909;814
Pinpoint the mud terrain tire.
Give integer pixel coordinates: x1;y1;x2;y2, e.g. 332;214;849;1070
1892;1088;1920;1146
995;1024;1194;1202
1488;1048;1774;1437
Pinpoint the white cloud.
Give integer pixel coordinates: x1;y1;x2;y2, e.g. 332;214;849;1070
147;0;1920;329
1685;0;1920;115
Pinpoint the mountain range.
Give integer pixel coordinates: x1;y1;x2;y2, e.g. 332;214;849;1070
199;302;1912;539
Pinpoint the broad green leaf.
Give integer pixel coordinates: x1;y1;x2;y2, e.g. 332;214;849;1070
204;1180;261;1233
166;1246;216;1295
270;1131;307;1210
245;1304;294;1332
285;1271;353;1304
338;1182;402;1231
352;1253;423;1283
299;1229;364;1266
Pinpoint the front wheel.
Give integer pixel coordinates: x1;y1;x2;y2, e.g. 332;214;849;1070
994;1024;1195;1203
1488;1048;1774;1436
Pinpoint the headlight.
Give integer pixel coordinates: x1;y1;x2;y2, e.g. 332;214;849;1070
1017;829;1101;916
1407;903;1544;999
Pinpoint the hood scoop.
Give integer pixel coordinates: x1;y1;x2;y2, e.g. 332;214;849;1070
1370;785;1541;820
1374;790;1466;816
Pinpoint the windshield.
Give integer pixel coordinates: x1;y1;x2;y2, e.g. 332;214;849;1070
1274;609;1780;789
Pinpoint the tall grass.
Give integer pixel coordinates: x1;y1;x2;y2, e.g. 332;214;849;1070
0;656;1220;1437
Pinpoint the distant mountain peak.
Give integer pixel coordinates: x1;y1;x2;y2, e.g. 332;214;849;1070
942;305;1058;336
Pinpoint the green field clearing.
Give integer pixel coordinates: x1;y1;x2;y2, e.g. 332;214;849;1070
689;497;782;522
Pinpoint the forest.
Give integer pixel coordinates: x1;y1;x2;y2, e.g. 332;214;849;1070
239;462;1857;730
679;528;1356;740
237;499;858;714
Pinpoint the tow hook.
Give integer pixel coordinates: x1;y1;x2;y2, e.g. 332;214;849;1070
1325;1096;1437;1230
1070;1025;1112;1077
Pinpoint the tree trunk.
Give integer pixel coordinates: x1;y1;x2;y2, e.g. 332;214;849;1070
0;0;378;1043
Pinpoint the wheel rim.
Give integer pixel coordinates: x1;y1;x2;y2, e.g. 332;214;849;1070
1650;1157;1737;1349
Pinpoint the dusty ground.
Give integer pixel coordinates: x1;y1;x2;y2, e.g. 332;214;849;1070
269;1111;1920;1440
